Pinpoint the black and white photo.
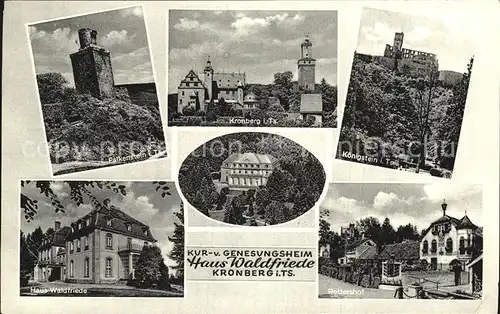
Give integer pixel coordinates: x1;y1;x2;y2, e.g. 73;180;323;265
168;10;338;128
20;180;184;297
28;6;167;176
337;8;475;178
178;132;326;226
318;183;483;300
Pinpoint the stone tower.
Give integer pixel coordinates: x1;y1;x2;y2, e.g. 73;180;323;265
393;32;404;54
298;34;316;91
70;28;114;99
203;55;214;102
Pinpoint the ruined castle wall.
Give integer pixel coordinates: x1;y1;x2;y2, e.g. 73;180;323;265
70;50;97;97
92;49;114;98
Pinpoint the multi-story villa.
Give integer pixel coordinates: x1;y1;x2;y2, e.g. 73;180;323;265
220;153;278;191
64;198;156;283
420;200;482;270
34;221;71;282
34;199;157;284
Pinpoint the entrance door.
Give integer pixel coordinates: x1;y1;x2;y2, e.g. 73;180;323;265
431;258;438;270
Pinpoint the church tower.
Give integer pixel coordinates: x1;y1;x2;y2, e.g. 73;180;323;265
297;34;316;91
70;28;114;99
203;55;214;102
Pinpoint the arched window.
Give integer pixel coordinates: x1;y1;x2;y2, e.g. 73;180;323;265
106;233;113;249
459;236;465;254
84;257;90;278
446;238;453;253
431;239;437;253
423;240;429;253
69;260;74;278
105;258;112;277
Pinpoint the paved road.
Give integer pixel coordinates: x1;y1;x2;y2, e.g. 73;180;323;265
318;274;396;299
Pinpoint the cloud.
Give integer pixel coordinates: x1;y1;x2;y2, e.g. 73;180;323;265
422;183;482;202
231;15;269;37
101;30;129;47
361;21;395;44
120;6;143;18
373;191;398;210
174;18;213;31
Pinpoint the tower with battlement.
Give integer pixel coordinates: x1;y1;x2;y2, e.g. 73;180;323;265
70;28;114;99
297;34;316;91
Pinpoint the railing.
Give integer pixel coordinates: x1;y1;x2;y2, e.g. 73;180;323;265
118;243;143;253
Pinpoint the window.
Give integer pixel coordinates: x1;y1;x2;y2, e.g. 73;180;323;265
106;233;113;249
105;258;112;277
182;91;184;96
69;260;74;278
84;236;89;250
127;237;132;250
106;218;112;227
79;222;83;230
459;236;465;254
76;238;81;252
144;229;149;236
84;257;90;278
186;83;190;87
194;82;198;87
431;239;437;253
70;241;74;253
446;238;453;253
422;240;428;253
86;218;90;226
126;224;132;232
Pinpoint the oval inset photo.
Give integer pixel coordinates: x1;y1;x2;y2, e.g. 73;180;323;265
178;132;326;226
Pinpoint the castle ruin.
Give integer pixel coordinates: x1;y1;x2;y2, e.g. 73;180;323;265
384;32;436;61
70;28;114;99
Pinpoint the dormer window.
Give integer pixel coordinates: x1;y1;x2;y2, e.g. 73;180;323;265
126;223;132;232
106;217;112;227
86;218;90;226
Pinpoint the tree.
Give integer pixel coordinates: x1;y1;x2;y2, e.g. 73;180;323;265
266;167;295;202
168;203;184;281
255;188;271;215
182;105;196;116
20;232;37;286
437;57;474;170
380;217;396;244
356;217;382;243
246;189;256;216
222;198;245;225
218;97;232;116
36;73;69;104
272;71;294;110
134;245;169;289
394;223;420;243
264;201;288;225
318;78;337;112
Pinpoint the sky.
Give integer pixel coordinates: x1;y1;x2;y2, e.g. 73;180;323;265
28;6;154;87
168;10;338;93
320;183;482;234
20;181;182;267
356;8;475;73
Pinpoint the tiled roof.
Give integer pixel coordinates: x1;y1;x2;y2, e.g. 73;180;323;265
66;204;156;242
345;238;373;250
456;215;478;230
40;226;72;250
180;70;203;84
357;246;377;260
300;94;322;114
376;241;420;260
222;153;277;165
213;72;245;89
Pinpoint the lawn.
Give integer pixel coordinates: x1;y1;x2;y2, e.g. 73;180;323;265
20;285;183;297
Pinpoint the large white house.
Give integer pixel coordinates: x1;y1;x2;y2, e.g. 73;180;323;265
420;200;481;270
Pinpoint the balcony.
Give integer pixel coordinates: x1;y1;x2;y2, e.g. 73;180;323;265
118;243;143;254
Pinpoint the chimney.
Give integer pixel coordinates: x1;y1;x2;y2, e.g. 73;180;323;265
441;199;447;216
55;221;61;231
78;28;98;50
